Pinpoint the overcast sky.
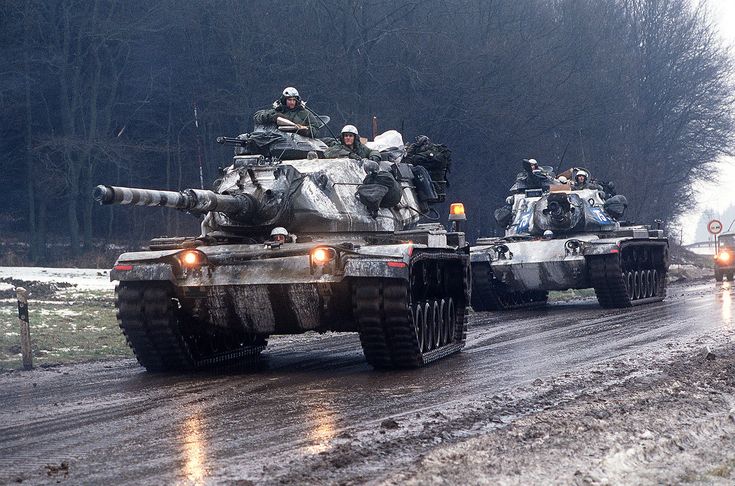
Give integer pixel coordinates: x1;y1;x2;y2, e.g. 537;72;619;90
678;0;735;243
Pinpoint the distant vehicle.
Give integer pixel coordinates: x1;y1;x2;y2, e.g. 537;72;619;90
471;169;669;310
95;124;469;371
714;233;735;281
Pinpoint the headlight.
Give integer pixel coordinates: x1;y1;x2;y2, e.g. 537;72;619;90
717;251;731;263
177;250;206;268
310;247;336;266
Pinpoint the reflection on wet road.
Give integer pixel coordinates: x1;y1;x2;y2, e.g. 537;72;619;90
181;408;207;485
0;280;729;484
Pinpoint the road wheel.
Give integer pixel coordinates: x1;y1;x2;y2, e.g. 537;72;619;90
431;300;441;350
625;271;634;300
418;301;429;352
413;303;424;353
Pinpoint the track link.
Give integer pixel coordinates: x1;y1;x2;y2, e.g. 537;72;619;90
116;282;266;372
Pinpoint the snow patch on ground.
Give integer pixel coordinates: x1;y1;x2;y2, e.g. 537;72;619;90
0;267;114;290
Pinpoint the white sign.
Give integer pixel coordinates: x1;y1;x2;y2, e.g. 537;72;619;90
708;219;723;235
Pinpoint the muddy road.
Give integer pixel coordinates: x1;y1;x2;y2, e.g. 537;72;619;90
0;279;732;484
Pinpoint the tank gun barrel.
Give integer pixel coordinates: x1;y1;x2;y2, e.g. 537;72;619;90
93;185;256;220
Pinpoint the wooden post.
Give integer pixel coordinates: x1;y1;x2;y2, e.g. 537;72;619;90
15;287;33;370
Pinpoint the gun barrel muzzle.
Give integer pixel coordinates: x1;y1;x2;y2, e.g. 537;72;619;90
93;185;191;209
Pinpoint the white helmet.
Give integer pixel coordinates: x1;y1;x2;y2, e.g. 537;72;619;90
270;227;288;237
341;125;359;136
576;169;589;181
282;87;300;99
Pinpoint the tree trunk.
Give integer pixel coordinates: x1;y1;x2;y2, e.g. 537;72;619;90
23;7;38;262
67;155;81;256
82;163;94;248
37;197;48;264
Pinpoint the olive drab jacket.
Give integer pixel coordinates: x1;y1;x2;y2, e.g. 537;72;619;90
324;139;381;161
268;95;320;136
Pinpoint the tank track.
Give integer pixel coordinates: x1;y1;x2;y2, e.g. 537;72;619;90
354;278;466;370
588;244;667;308
470;263;548;311
116;282;266;372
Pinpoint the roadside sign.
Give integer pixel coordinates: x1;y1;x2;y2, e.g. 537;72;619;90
708;219;723;235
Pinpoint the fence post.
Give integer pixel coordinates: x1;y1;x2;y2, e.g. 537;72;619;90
15;287;33;370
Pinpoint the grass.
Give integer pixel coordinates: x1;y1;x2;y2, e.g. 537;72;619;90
548;288;597;302
0;288;132;371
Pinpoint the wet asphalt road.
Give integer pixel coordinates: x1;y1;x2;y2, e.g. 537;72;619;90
0;280;732;484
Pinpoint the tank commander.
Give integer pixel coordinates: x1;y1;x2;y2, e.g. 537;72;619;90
258;87;320;137
324;125;381;162
571;168;602;190
510;158;555;193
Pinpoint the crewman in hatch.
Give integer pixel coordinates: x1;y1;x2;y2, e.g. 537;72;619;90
324;125;381;161
262;87;320;137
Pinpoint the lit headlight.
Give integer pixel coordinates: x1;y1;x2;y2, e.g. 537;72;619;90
310;247;336;266
177;250;206;268
717;251;731;263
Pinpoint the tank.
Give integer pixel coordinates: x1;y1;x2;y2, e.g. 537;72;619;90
95;125;469;371
470;174;669;310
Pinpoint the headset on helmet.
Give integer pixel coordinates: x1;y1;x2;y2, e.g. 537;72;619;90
341;125;359;136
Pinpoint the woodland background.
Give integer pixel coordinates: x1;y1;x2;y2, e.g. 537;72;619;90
1;0;733;265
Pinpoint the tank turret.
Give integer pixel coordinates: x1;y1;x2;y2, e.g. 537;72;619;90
94;126;435;239
505;186;626;237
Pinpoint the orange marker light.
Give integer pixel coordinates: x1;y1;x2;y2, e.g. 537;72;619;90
448;202;467;222
450;203;465;216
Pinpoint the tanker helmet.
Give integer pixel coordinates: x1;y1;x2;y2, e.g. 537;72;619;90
341;125;359;136
282;87;300;100
576;169;589;182
270;227;288;237
522;158;539;172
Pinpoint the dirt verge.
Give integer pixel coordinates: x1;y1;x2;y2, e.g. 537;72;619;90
388;340;735;485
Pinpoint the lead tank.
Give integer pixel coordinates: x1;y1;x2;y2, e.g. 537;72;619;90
96;125;469;371
470;172;668;310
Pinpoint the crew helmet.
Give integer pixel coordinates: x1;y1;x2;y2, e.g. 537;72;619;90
576;169;589;182
341;125;359;136
523;158;539;172
282;87;300;100
270;227;289;238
